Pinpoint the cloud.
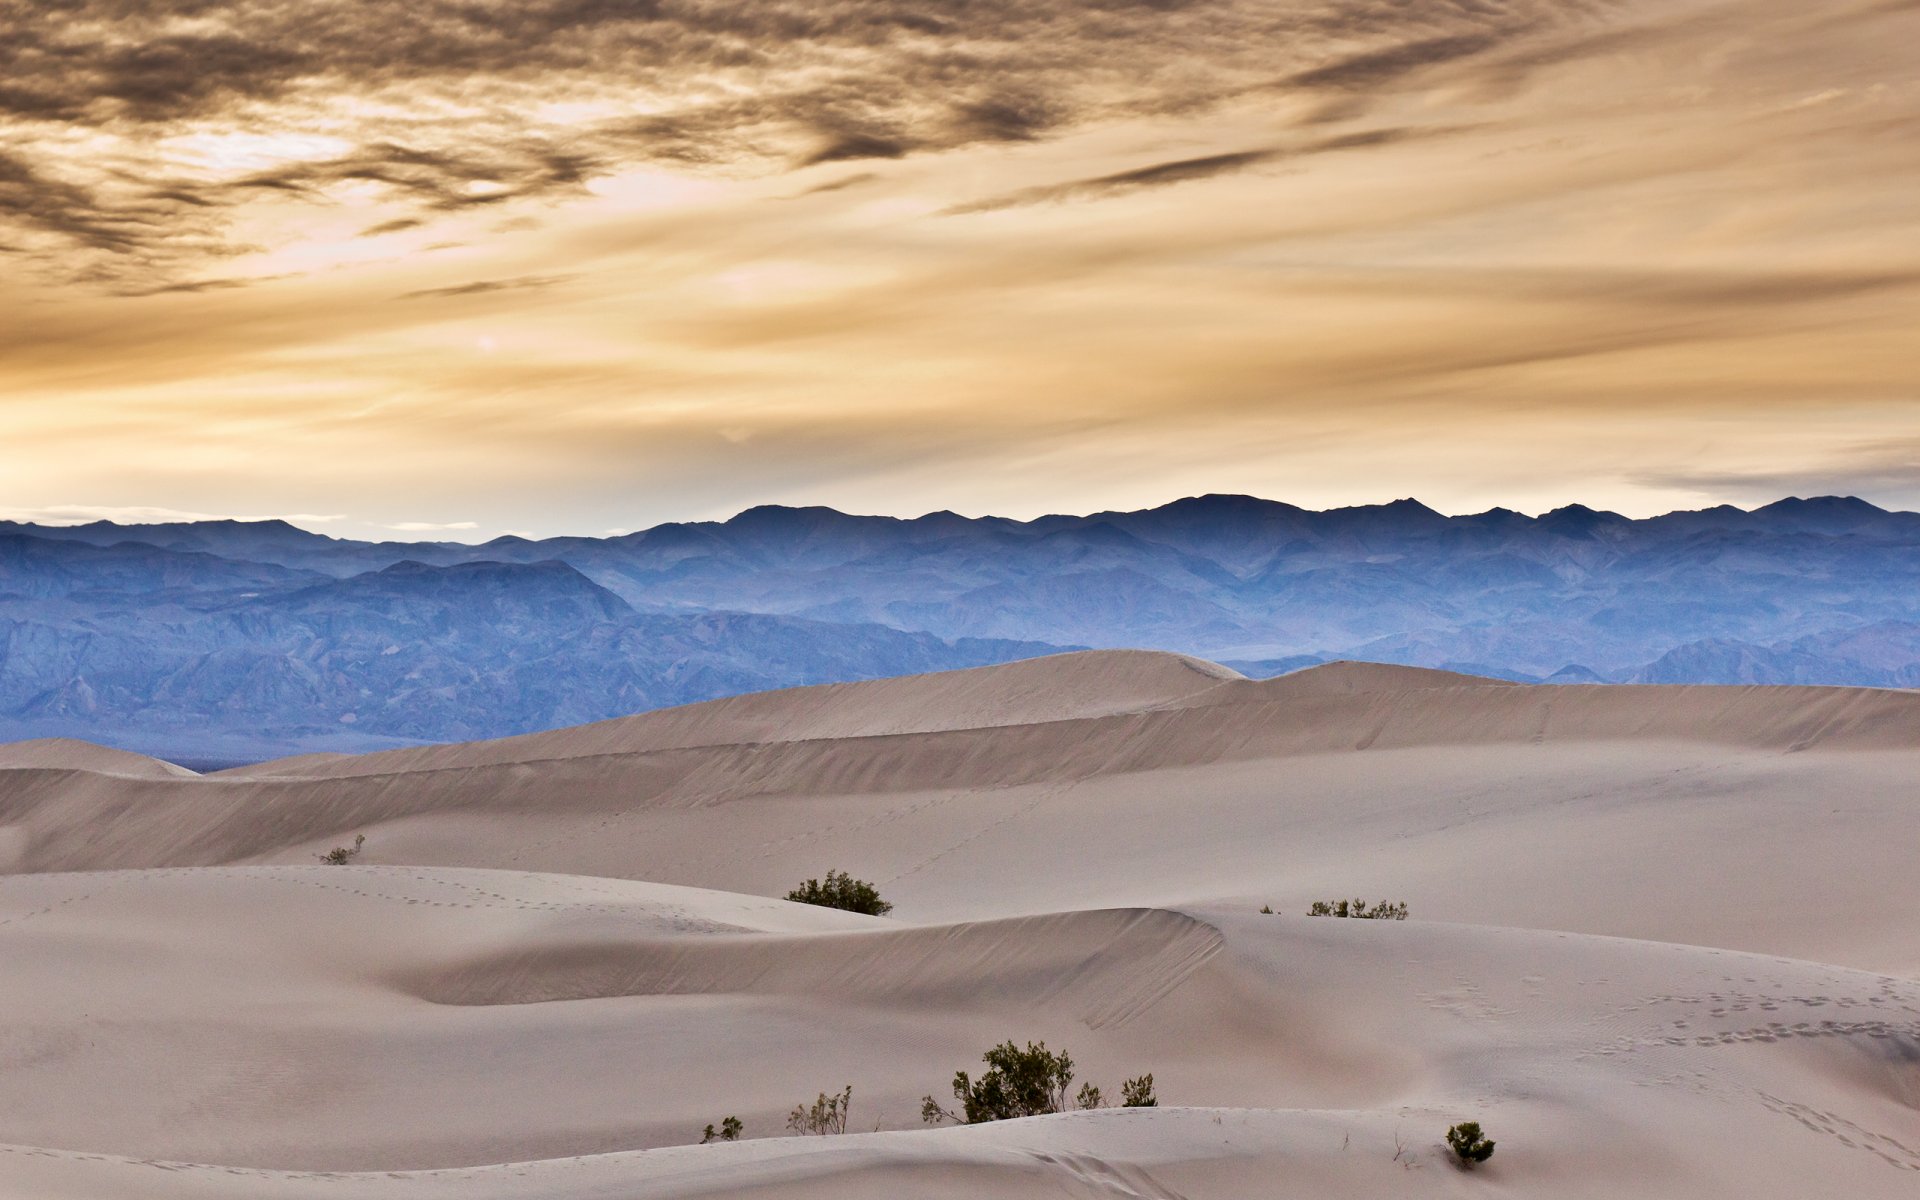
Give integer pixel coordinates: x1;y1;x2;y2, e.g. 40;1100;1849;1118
1277;31;1512;91
399;274;574;301
799;130;917;166
359;217;425;237
381;520;481;531
2;0;1588;280
0;505;347;526
4;0;1918;537
1634;441;1920;507
948;149;1282;214
945;125;1461;213
114;274;291;298
785;172;880;198
0;150;166;255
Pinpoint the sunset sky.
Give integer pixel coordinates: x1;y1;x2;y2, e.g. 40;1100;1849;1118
4;0;1917;541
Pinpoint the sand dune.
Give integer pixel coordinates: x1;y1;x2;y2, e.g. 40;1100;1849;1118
3;654;1916;969
0;736;198;779
220;649;1244;780
2;651;1917;1197
1;868;1914;1197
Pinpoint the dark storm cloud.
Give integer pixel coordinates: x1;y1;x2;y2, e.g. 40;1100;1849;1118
2;0;1608;277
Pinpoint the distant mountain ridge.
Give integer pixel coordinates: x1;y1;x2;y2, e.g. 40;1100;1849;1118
2;493;1917;761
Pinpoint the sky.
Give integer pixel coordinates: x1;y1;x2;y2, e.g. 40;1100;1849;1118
3;0;1917;541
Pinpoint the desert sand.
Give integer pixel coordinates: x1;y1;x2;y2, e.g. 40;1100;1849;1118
1;652;1915;1198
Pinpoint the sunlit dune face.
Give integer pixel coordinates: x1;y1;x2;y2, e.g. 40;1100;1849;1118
2;0;1917;537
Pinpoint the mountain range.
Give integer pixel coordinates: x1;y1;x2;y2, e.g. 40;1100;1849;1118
4;493;1919;762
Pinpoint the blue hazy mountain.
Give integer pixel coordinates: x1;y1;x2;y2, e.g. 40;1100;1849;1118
3;494;1919;762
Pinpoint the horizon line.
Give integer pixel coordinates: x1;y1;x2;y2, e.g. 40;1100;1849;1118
0;491;1909;545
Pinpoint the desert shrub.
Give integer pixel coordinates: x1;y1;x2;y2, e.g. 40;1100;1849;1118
922;1040;1156;1125
924;1040;1073;1124
700;1116;743;1143
788;1085;852;1135
1307;898;1407;920
317;834;365;865
1445;1121;1495;1168
1119;1074;1157;1108
1259;904;1273;913
785;868;893;916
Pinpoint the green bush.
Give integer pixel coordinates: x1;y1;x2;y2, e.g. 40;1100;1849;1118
923;1040;1073;1124
317;834;365;865
1307;898;1407;920
700;1116;742;1143
1119;1074;1157;1107
786;869;893;916
1446;1120;1495;1168
922;1040;1156;1124
788;1085;852;1135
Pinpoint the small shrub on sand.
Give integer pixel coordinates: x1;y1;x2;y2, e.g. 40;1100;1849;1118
1120;1074;1157;1107
700;1116;742;1143
788;1085;852;1135
1308;898;1407;920
786;869;893;916
1446;1121;1495;1168
317;834;365;865
922;1040;1156;1124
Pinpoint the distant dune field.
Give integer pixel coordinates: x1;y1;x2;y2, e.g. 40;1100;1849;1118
2;652;1916;1198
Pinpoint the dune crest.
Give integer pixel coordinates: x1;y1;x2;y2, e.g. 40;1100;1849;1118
222;649;1244;779
0;737;198;779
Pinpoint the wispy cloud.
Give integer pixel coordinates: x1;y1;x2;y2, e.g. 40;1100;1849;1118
0;505;347;526
381;520;481;532
1634;440;1920;508
945;125;1464;213
399;274;574;301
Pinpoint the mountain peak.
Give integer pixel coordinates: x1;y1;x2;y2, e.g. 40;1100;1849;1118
1749;495;1896;534
1756;495;1884;514
727;504;849;524
1540;503;1628;530
1157;493;1307;514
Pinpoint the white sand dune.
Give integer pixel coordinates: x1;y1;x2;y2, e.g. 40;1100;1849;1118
2;652;1916;1197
